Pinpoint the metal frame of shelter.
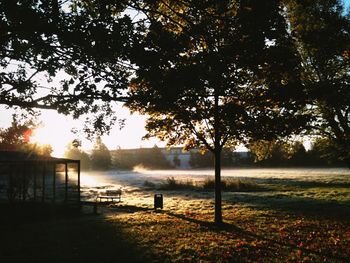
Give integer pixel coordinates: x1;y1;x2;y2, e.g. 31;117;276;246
0;151;80;205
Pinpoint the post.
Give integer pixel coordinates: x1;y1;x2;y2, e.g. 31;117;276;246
52;163;56;203
42;163;46;203
77;161;81;203
21;164;26;201
65;162;68;203
33;164;37;201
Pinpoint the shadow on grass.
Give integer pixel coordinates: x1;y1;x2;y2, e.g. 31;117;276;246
0;204;156;263
228;191;350;219
249;177;350;189
162;210;349;263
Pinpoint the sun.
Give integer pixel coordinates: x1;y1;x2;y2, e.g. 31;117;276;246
30;125;74;157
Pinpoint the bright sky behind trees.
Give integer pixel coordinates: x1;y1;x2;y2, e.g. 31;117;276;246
0;104;163;156
1;0;349;156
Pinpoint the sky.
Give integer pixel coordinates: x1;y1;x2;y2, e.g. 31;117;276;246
0;104;165;157
2;1;349;157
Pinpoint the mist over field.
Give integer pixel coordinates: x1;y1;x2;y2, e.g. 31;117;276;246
81;168;350;208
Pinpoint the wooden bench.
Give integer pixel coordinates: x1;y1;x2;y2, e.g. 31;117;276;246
98;189;122;203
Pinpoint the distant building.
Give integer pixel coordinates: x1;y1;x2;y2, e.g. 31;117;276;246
160;148;195;168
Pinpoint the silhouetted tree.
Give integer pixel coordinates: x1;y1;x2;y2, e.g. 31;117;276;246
0;115;52;155
189;151;214;168
112;146;172;169
64;141;91;170
248;139;290;166
0;0;135;135
128;0;307;224
308;137;346;167
285;0;350;167
172;153;181;167
90;137;111;170
288;141;308;166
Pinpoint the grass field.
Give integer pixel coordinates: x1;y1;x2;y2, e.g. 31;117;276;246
1;168;349;262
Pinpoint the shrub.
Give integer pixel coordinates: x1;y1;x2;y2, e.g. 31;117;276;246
203;177;216;190
159;177;195;190
202;177;260;192
143;180;156;188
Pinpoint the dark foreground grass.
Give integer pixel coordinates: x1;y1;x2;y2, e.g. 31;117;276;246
0;206;152;263
1;202;349;263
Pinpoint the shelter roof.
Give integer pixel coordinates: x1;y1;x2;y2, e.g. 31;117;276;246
0;150;79;164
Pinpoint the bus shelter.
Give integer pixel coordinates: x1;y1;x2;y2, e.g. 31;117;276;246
0;151;81;205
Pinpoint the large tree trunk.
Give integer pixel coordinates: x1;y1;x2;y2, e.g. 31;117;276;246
214;89;223;224
214;146;223;224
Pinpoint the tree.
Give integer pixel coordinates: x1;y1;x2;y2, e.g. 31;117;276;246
0;114;52;155
64;141;91;170
248;139;309;166
0;0;136;134
189;151;214;168
285;0;350;167
172;153;181;167
90;137;111;170
112;146;172;169
127;0;307;224
308;137;346;167
136;145;172;169
248;139;290;166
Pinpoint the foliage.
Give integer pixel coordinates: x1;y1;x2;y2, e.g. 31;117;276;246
64;141;91;170
202;177;260;192
112;145;173;169
127;0;308;223
189;150;214;168
128;0;307;151
248;139;290;163
307;137;347;167
143;180;156;188
285;0;350;167
248;139;347;167
189;148;253;168
0;115;52;156
172;153;181;167
0;0;136;135
159;177;196;190
90;137;111;170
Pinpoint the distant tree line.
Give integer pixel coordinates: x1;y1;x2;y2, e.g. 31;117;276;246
64;137;112;171
64;142;173;171
112;145;173;170
190;139;347;168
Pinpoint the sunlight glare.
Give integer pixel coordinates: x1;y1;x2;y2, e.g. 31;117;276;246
30;125;73;157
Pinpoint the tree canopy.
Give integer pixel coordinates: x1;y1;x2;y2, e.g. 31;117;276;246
0;0;136;134
0;114;52;155
64;140;91;170
127;0;309;223
285;0;350;166
90;137;111;170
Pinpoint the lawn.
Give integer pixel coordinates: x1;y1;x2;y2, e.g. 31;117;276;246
1;168;350;262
